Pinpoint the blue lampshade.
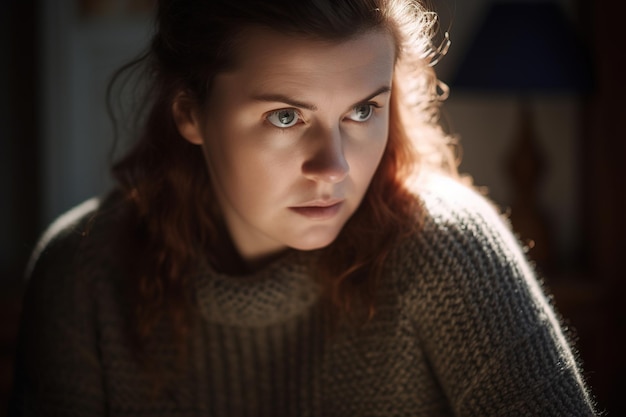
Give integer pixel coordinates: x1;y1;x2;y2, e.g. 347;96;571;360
450;1;593;93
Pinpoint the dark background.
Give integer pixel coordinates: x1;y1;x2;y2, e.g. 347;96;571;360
1;0;625;415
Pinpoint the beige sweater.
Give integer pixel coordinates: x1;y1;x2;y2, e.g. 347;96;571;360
9;175;597;416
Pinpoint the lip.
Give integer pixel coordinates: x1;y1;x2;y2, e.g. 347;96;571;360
289;199;344;220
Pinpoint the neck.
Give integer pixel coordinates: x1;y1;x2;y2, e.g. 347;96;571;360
208;220;291;275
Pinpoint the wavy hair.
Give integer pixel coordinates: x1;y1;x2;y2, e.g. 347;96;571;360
108;0;457;352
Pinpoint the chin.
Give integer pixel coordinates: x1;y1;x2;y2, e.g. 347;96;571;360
288;230;341;252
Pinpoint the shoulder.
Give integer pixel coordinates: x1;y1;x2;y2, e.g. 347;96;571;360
391;172;556;344
19;190;133;357
390;174;599;416
404;172;524;259
25;197;100;280
411;172;513;244
14;193;131;412
25;190;130;287
393;172;537;298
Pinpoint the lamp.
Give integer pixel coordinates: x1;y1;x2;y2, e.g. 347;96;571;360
450;1;593;270
451;1;592;93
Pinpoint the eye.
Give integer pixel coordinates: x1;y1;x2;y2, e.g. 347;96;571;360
266;109;301;128
347;103;375;122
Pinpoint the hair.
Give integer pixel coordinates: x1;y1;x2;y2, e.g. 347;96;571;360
108;0;457;356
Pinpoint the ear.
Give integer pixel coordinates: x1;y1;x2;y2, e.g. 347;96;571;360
172;92;204;145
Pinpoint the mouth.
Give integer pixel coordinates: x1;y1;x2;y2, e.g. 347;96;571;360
289;199;344;220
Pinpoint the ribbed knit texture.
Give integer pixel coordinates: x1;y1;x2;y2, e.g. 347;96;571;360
9;174;598;416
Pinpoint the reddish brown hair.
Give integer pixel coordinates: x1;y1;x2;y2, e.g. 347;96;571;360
109;0;456;351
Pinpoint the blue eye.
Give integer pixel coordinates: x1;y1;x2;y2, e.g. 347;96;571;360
347;104;375;122
267;109;301;128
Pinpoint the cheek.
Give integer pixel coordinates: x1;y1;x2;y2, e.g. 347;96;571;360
199;127;252;209
354;119;389;176
201;111;255;178
347;135;388;188
202;130;294;210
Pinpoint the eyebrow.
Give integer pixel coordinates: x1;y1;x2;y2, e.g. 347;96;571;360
251;85;392;111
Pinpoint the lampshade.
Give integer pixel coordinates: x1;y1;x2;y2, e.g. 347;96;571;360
450;1;593;93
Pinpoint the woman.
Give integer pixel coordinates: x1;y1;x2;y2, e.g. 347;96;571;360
10;0;598;415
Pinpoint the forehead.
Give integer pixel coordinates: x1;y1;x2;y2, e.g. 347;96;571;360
217;27;396;94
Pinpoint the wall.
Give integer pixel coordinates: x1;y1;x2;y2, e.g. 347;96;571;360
39;0;153;227
433;0;584;268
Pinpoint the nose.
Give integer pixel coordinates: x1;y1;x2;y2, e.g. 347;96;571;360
301;126;349;183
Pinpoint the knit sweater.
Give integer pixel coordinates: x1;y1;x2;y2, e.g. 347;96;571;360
9;174;597;416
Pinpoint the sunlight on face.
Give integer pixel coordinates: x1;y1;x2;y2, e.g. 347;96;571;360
197;28;395;264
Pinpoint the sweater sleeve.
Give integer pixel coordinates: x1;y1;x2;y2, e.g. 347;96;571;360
9;198;106;416
404;176;598;417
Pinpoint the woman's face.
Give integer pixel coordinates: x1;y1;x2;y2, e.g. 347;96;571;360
177;28;396;264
